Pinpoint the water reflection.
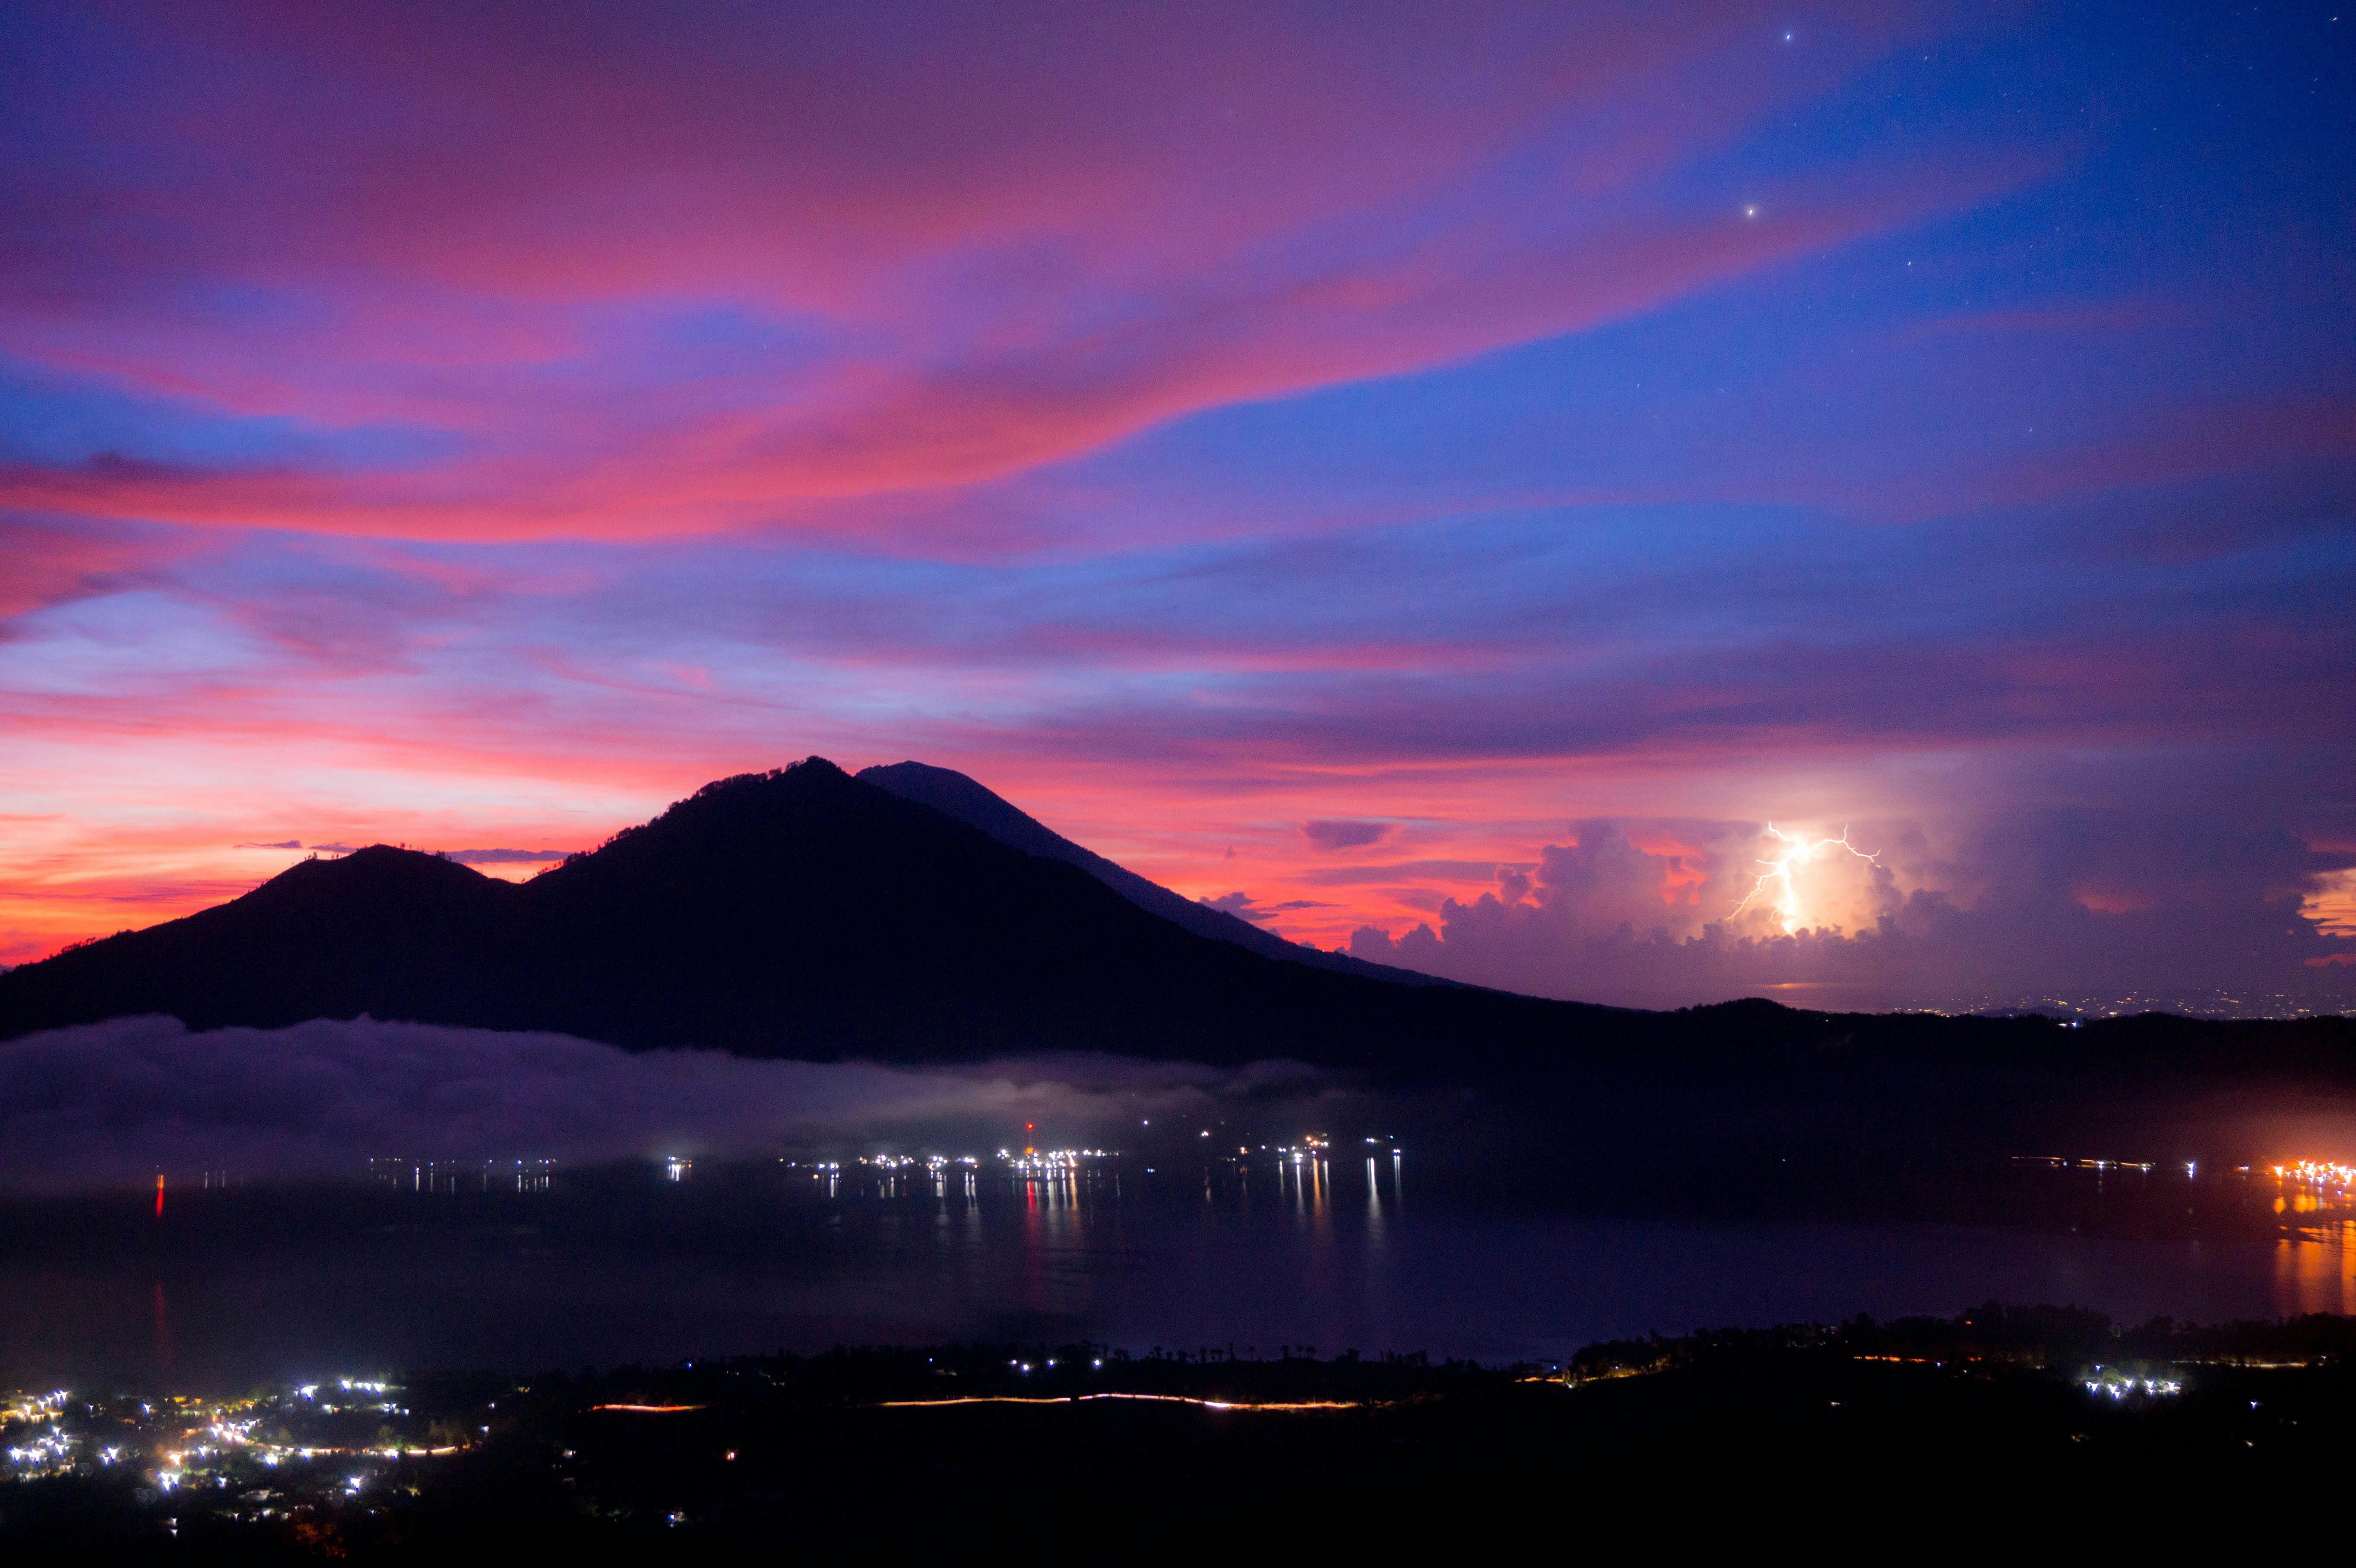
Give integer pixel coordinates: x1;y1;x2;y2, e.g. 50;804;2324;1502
2274;1225;2356;1316
2248;1165;2356;1314
364;1157;558;1195
9;1153;2356;1389
2005;1157;2356;1319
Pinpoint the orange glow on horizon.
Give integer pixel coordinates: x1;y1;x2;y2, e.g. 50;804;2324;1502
0;740;1922;969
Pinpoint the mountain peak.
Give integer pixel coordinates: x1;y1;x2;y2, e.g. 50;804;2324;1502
665;756;858;816
239;842;500;910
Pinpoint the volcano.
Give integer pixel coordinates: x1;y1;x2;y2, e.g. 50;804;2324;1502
0;759;1599;1069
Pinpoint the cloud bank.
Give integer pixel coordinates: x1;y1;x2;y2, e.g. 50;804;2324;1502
1345;812;2356;1008
0;1017;1332;1192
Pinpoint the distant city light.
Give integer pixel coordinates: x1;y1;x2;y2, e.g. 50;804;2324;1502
2274;1160;2356;1190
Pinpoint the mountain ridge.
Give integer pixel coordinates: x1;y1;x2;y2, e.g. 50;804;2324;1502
5;758;2353;1160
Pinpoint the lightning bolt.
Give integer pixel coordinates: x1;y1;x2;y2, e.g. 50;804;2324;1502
1728;823;1878;935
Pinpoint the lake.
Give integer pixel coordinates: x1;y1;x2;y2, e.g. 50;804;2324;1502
3;1152;2351;1391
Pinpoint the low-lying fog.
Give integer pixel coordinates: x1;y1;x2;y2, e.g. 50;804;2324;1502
0;1016;1349;1191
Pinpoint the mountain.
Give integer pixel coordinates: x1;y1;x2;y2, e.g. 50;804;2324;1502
856;760;1446;986
0;759;1590;1072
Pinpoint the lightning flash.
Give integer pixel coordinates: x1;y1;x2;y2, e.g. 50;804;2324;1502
1729;823;1878;935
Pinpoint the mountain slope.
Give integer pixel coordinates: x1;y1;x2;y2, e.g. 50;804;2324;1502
0;846;516;1037
856;760;1447;986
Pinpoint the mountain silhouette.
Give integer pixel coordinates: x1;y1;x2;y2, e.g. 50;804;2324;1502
0;759;1593;1069
856;760;1445;986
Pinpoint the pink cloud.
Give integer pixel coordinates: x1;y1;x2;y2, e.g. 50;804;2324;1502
0;518;196;621
0;185;1997;541
0;2;1992;543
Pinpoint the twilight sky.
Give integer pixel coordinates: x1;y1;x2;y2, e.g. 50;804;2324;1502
3;1;2352;1008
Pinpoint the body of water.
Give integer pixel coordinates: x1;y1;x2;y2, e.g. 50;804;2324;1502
3;1154;2352;1390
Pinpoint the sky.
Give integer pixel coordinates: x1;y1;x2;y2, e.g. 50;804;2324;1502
2;1;2352;1009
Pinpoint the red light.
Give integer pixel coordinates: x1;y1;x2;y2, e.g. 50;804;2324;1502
155;1173;165;1218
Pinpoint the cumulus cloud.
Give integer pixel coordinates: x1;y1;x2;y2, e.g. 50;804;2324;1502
1346;812;2356;1008
0;1018;1334;1192
1302;820;1389;851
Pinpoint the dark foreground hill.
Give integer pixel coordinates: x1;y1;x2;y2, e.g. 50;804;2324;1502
2;757;2352;1159
7;1313;2353;1555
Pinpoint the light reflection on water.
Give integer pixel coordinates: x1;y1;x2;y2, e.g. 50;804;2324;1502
2275;1225;2356;1316
1;1155;2352;1389
2253;1161;2356;1315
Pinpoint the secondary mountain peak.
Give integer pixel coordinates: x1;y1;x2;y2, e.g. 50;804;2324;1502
0;842;515;1039
856;760;1447;987
858;762;1072;859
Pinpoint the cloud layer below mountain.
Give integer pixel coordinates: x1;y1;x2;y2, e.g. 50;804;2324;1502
0;1017;1333;1192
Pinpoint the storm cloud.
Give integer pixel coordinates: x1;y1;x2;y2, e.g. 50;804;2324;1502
1346;811;2356;1009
